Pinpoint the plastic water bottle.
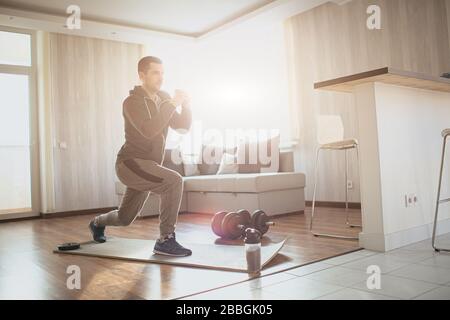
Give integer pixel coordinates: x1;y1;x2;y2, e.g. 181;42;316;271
244;228;262;274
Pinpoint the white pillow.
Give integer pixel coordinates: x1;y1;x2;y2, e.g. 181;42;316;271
216;152;239;175
236;134;280;173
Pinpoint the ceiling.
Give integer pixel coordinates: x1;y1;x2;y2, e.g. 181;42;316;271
0;0;278;37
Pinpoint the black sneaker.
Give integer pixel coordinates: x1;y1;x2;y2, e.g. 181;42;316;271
89;220;106;243
153;233;192;257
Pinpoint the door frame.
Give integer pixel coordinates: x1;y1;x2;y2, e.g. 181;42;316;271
0;25;40;220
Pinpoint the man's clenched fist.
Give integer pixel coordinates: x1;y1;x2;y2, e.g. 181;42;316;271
171;89;190;107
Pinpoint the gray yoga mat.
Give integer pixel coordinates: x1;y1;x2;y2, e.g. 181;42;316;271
54;237;287;272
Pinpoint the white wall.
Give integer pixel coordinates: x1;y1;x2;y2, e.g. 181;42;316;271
376;83;450;234
145;20;292;151
447;0;450;50
143;0;325;151
187;20;292;146
356;82;450;251
143;37;196;95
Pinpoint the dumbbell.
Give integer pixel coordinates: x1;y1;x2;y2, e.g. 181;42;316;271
211;211;228;238
251;210;275;235
211;209;252;240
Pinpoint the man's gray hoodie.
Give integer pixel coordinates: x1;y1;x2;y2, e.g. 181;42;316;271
116;86;192;165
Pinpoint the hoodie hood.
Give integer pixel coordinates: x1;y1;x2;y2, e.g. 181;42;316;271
129;85;149;98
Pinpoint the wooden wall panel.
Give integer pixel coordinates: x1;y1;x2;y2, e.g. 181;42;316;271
447;0;450;52
49;33;143;212
286;0;450;202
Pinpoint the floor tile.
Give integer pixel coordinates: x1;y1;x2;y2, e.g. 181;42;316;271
356;250;379;257
389;264;450;285
261;277;343;300
321;251;369;265
316;287;397;300
304;266;369;287
181;272;296;299
431;240;450;250
181;286;285;300
398;235;450;252
243;272;298;290
419;254;450;269
285;262;333;277
382;249;437;263
341;254;409;274
351;274;438;299
413;286;450;300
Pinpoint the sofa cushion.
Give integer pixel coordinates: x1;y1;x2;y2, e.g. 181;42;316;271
198;144;237;175
216;152;239;175
237;134;280;174
183;172;305;193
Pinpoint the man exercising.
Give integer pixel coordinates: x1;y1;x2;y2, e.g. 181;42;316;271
89;56;192;257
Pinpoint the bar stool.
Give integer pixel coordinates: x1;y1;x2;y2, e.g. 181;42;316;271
432;128;450;252
309;115;361;239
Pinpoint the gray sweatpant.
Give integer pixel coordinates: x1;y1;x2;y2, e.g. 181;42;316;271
95;158;183;238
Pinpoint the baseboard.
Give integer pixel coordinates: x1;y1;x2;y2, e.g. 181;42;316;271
357;232;386;252
305;201;361;209
359;217;450;252
0;207;118;223
179;210;304;217
0;215;40;223
138;211;192;220
266;210;304;219
40;207;117;219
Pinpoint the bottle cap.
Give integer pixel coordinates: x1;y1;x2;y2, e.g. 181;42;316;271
244;228;261;244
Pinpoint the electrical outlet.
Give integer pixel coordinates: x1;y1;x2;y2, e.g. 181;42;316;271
412;194;418;206
405;194;413;208
347;180;353;189
404;194;418;208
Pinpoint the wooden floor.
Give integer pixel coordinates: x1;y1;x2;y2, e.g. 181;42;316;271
0;207;361;300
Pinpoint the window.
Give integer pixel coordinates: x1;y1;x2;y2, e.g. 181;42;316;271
0;27;37;218
0;31;31;66
0;73;31;212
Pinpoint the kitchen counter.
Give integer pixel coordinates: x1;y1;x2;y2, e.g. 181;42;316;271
315;67;450;251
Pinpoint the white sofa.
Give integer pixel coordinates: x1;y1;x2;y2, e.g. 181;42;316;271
115;150;306;217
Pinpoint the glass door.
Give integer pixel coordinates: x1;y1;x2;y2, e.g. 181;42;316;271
0;28;39;219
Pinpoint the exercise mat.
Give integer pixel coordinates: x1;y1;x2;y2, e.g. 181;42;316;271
54;237;287;272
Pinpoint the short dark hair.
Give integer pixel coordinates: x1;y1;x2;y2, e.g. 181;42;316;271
138;56;162;74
